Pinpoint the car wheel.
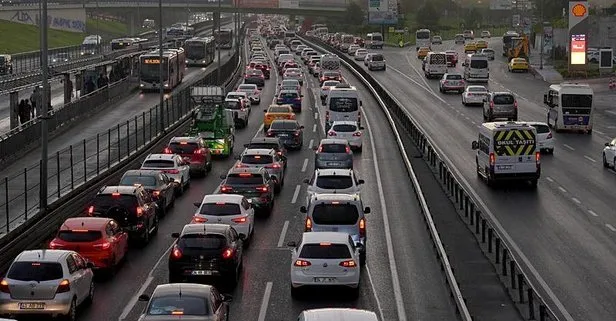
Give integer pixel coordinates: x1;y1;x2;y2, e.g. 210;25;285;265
291;286;302;300
349;286;360;299
603;154;609;168
85;281;94;305
613;156;616;169
176;180;184;196
158;202;167;218
355;145;362;153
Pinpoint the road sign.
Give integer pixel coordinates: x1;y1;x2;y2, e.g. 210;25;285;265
600;49;613;69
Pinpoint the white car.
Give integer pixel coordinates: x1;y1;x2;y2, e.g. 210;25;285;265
354;49;368;61
141;153;191;193
603;137;616;168
191;194;255;243
303;168;364;204
298;308;378;321
327;120;364;150
462;85;489;106
363;53;374;66
347;44;360;55
0;250;94;320
236;84;261;104
226;91;252;109
528;122;554;154
320;80;340;102
288;232;361;299
480;48;495;60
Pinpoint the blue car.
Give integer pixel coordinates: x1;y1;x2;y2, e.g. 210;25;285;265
276;89;303;112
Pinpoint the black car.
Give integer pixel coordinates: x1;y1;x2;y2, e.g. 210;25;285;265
255;63;270;79
87;185;158;245
320;70;343;85
244;137;288;168
266;119;304;150
168;224;245;287
244;69;265;88
119;170;175;217
219;167;275;215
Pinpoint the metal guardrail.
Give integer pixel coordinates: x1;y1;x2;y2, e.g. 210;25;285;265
303;36;572;321
0;29;244;275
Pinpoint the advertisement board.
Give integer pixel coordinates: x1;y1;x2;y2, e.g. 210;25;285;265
570;34;586;65
543;25;553;52
368;0;398;24
490;0;512;10
233;0;279;8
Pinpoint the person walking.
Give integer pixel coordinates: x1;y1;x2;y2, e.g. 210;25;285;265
67;77;74;102
18;99;28;125
23;100;32;122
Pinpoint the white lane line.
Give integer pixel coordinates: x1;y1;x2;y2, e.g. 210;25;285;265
388;65;448;104
312;123;317;132
546;176;554;182
257;282;273;321
365;265;387;321
594;129;606;135
363;106;408;321
291;185;301;204
301;158;308;172
606;224;616;232
253;123;264;138
308;139;314;149
571;197;581;204
606;110;616;116
563;144;575;151
558;186;567;193
589;210;599;217
277;221;289;247
584;155;597;163
314;112;318;119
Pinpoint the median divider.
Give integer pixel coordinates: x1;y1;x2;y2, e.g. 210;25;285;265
302;35;572;321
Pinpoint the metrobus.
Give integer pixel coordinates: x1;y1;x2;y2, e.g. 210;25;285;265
184;36;216;67
544;83;594;133
139;48;186;92
415;28;431;50
214;28;233;49
142;19;155;28
110;38;135;51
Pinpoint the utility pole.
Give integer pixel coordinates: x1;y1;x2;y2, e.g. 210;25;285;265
39;0;49;212
217;0;221;83
158;0;165;133
539;0;544;69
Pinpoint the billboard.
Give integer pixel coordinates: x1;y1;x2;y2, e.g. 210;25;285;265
600;49;613;69
233;0;279;8
368;0;398;24
0;8;86;33
543;25;553;52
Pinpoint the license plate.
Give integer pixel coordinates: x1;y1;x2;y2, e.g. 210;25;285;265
328;162;341;166
19;302;45;309
497;165;512;170
191;270;213;276
314;277;336;283
278;134;289;137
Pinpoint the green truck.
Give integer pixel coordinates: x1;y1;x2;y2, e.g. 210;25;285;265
188;86;235;157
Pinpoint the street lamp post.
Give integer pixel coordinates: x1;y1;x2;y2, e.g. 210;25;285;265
539;0;544;69
39;0;50;212
158;0;165;133
217;0;222;83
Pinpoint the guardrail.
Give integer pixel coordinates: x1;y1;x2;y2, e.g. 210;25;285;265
0;24;245;275
303;36;571;321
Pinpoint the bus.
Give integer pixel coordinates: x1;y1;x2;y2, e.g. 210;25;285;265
544;83;594;133
502;31;520;56
214;28;233;49
110;38;135;51
415;29;431;50
184;37;216;67
139;48;186;92
142;19;155;29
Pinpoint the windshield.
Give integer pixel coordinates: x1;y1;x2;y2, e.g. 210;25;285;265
148;295;209;316
371;35;383;41
225;101;241;110
270;121;298;130
7;262;63;281
268;107;290;113
241;154;273;164
323;81;339;87
169;142;198;154
143;160;175;168
186;43;205;59
446;74;463;80
279;92;299;99
329;97;358;112
57;230;103;242
249;143;278;150
416;31;430;39
493;95;514;104
315;175;353;189
299;244;351;259
561;94;592;108
120;175;157;187
470;60;488;68
372;55;384;61
140;61;169;81
226;174;264;185
199;203;241;215
312;204;359;225
468;87;487;93
238;85;256;91
179;234;225;249
531;124;550;134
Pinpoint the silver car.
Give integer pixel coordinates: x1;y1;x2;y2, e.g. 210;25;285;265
235;148;285;191
480;48;495;60
483;92;518;121
462;85;489;106
0;250;94;320
313;139;354;169
303;168;364;204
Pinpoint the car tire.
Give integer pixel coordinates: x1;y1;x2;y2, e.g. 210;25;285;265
228;262;241;288
291;286;302;300
176;181;184;196
274;183;281;194
603;154;609;168
613;156;616;169
349;286;360;299
158;202;167;218
85;281;94;305
355;145;362;153
63;298;77;321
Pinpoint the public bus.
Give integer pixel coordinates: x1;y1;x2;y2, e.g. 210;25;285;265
184;36;216;67
139;48;186;92
415;28;431;50
544;83;594;133
214;28;233;49
110;38;135;51
142;19;155;29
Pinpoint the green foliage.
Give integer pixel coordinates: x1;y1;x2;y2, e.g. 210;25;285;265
343;1;365;26
416;2;439;29
0;20;83;54
464;7;483;29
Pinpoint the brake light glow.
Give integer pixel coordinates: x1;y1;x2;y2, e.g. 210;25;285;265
48;241;62;249
294;259;311;267
222;248;234;259
171;311;184;315
220;185;233;192
266;163;281;169
305;217;312;231
136;207;143;217
328;131;336;136
163;147;172;154
353;132;362;137
164;169;180;174
239;173;252;177
546;132;553;139
535;151;541;165
192;216;208;223
111;192;121;197
320;242;331;246
171;245;182;259
0;279;9;293
489;152;496;167
256;185;269;193
88;206;94;215
266;131;275;137
339;260;357;267
179;142;188;145
93;242;111;250
346;146;351;154
56;279;70;293
489;101;494;109
232;217;248;223
514;100;518;109
194;149;203;154
359;217;366;237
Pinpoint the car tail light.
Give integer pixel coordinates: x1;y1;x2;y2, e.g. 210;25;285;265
328;131;336;136
152;190;160;197
514;100;518;109
87;206;94;215
163;147;172;154
222;248;235;259
294;97;301;101
339;260;357;268
489;101;494;109
266;163;281;169
353;132;362;137
56;279;70;293
164;169;180;174
346;146;351;154
235;163;246;168
192;215;208;223
294;130;300;137
359;217;366;237
232;216;248;223
535;151;541;166
0;279;9;293
220;185;233;193
443;81;449;85
170;245;182;260
93;242;111;250
489;152;495;167
294;259;311;267
325;111;329;121
305;217;312;231
136;207;144;217
48;240;63;249
256;185;269;193
546;132;553;139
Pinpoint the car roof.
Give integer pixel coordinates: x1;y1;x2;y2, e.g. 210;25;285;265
122;169;162;177
445;72;463;76
525;121;549;127
491;91;514;96
61;217;111;230
242;148;276;156
466;85;488;90
250;137;281;144
300;308;378;320
16;249;71;263
99;185;140;195
169;136;200;143
153;283;212;298
227;166;265;174
319;138;348;145
315;168;354;177
181;223;230;236
238;84;257;88
201;194;243;203
145;154;176;160
301;231;352;244
228;92;248;96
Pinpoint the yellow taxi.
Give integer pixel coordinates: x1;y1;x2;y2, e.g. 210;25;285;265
508;57;529;72
464;42;477;53
417;47;430;59
475;40;488;50
263;104;296;130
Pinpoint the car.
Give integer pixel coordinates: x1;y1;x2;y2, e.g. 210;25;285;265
347;44;360;55
278;79;301;93
141;154;191;195
462;85;489;106
354;49;368;61
300;48;314;60
365;53;385;71
313;138;354;169
297;308;379;321
417;47;430;59
508;57;529;72
300;192;370;264
162;136;212;177
219;167;276;214
431;35;442;44
475;40;488;50
276;89;303;112
48;217;129;272
439;73;466;94
480;48;495;60
235;148;286;191
464;42;477;53
320;70;342;85
320;80;340;103
303;168;364;203
244;136;288;164
254;63;271;79
308;57;321;74
281;61;300;75
0;250;94;321
50;52;70;64
86;185;158;244
327;120;364;151
266;119;304;150
463;30;474;39
263;104;296;131
226;91;252;109
528;122;555;154
483;92;518;121
119;169;176;217
295;44;308;55
303;51;318;64
237;83;261;104
481;30;491;38
244;69;265;88
191;194;255;245
445;50;458;67
137;284;231;320
454;34;465;44
283;68;304;86
311;61;321;77
363;53;374;66
603;137;616;168
287;232;361;299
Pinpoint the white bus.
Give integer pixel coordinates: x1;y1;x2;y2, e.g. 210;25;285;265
184;37;216;66
139;48;186;92
214;28;233;49
544;83;594;134
416;29;431;50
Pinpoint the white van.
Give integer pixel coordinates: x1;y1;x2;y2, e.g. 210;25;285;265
298;308;379;321
463;53;489;82
365;32;384;49
325;83;361;131
424;52;447;78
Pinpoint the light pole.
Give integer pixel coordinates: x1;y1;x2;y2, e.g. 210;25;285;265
217;0;222;83
39;0;49;212
158;0;165;133
539;0;544;69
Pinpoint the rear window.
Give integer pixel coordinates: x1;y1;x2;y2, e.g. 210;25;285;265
446;74;462;80
320;143;347;153
120;175;157;187
270;121;298;130
493;94;514;104
248;70;263;76
470;60;488;68
532;124;550;134
248;143;278;150
315;175;353;189
329;97;358;112
199;203;241;215
371;54;384;61
370;35;383;41
226;173;264;185
238;85;256;90
332;124;357;132
148;296;209;316
323;81;339;87
178;234;226;250
312;203;359;225
299;244;351;259
225;101;241;110
282;80;298;86
57;230;103;242
468;87;487;92
241;154;273;164
7;262;64;281
279;92;298;99
93;194;139;208
268;106;290;113
143;160;175;168
323;72;339;77
169;142;198;154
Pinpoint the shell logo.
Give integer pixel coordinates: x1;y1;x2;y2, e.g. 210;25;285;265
572;3;587;17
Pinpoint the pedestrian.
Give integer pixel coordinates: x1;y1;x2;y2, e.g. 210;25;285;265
85;77;95;94
18;99;28;125
30;88;37;118
23;100;32;122
67;78;74;100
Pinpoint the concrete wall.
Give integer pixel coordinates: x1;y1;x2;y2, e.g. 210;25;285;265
0;8;86;33
589;16;616;49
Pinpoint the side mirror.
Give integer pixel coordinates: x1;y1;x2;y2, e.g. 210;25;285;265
239;233;247;241
171;232;180;238
605;142;610;147
300;125;304;129
86;262;95;269
287;241;297;247
472;141;479;150
364;206;371;214
358;179;365;184
221;294;233;302
247;198;253;205
303;178;309;184
219;174;226;180
138;294;150;302
300;206;307;213
263;109;267;112
193;202;201;207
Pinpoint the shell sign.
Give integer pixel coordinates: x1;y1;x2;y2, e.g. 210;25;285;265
568;1;588;31
571;3;587;17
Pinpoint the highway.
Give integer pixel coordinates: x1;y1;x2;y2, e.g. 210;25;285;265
335;38;616;320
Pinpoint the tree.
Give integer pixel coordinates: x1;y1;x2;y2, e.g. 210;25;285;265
464;7;483;29
416;2;439;29
343;1;365;26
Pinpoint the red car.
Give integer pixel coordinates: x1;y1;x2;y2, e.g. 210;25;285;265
49;217;128;271
164;136;212;176
255;63;271;79
445;51;458;67
320;70;342;85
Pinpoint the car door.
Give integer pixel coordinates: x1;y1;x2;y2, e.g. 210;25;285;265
175;155;190;183
158;174;171;207
608;139;616;161
70;254;88;302
274;154;284;179
65;255;81;300
228;228;243;261
477;134;490;173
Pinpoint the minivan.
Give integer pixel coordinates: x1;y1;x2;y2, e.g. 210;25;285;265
325;83;361;131
463;53;489;82
365;32;383;49
482;92;518;121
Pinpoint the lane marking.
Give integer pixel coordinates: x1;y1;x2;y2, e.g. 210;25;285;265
605;110;616;116
253;123;264;138
584;155;597;163
314;112;318;119
388;65;448;104
312;123;317;132
257;282;273;321
589;210;599;217
365;265;387;321
606;224;616;232
571;197;581;204
308;139;314;149
594;129;606;135
277;221;289;247
558;186;567;193
563;144;575;151
546;176;554;182
291;185;301;204
301;158;308;172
